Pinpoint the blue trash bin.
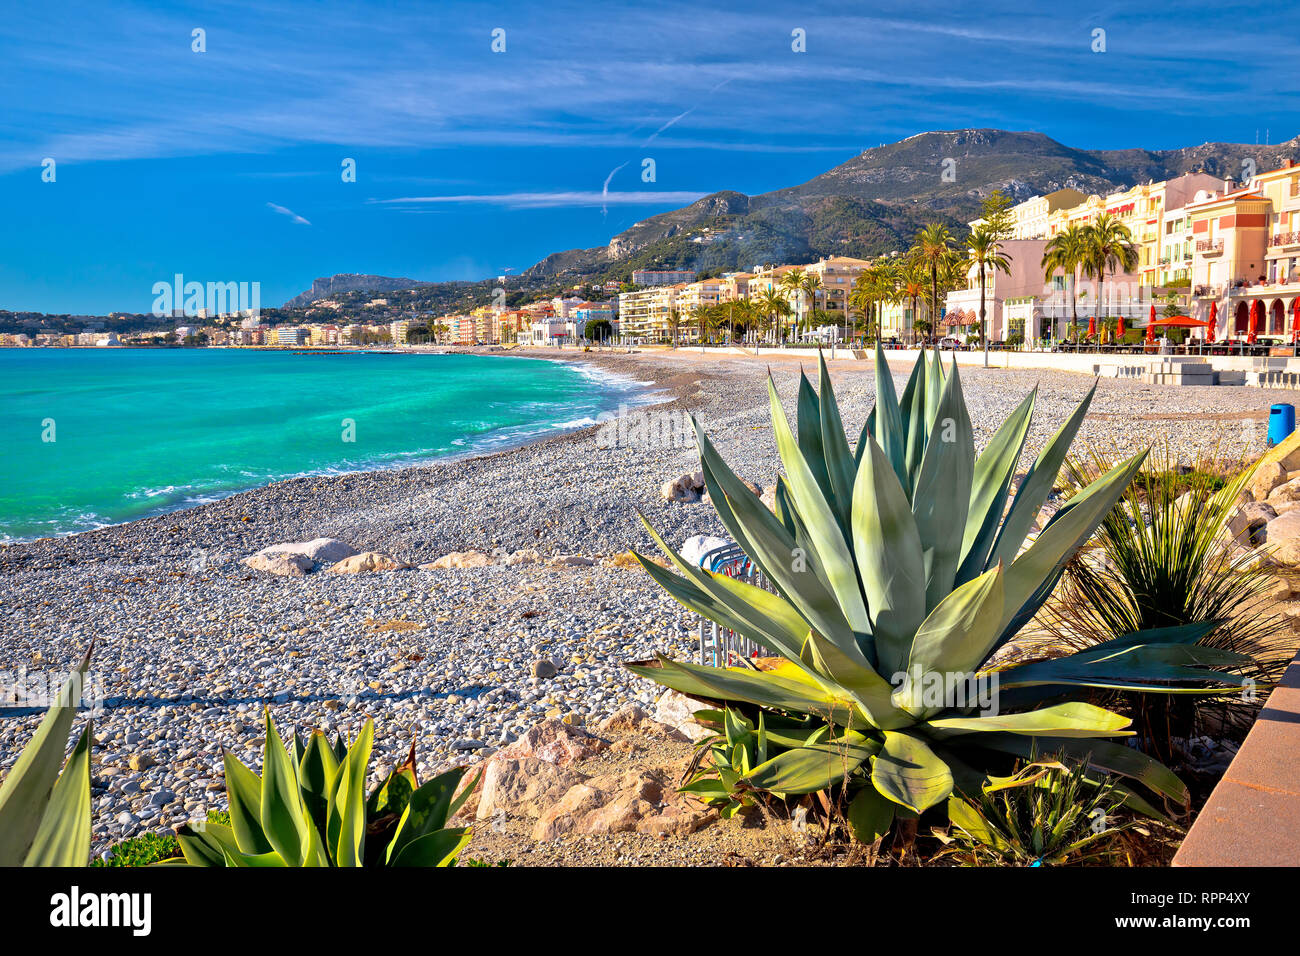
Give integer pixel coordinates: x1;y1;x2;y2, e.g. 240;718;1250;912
1269;404;1296;447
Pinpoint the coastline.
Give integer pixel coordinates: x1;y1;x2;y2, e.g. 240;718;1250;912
0;348;669;548
1;349;1293;855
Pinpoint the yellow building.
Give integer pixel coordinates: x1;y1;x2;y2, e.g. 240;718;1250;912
618;284;689;342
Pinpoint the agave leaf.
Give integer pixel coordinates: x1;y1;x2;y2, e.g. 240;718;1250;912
855;409;876;468
817;353;858;530
390;827;472;867
260;711;311;865
388;767;469;864
852;433;926;676
328;719;374;867
872;730;953;813
635;513;815;663
743;731;879;794
989;381;1096;568
947;795;1012;851
996;450;1149;647
0;646;91;866
847;784;896;843
923;701;1132;738
174;821;240;867
957;387;1035;583
773;476;797;537
796;369;834;504
925;347;944;425
627;656;870;730
898;348;929;488
694;419;858;651
898;566;1004;717
804;630;909;729
973;734;1188;806
768;375;871;633
297;730;339;837
223;751;273;856
911;362;975;609
23;724;92;867
872;343;908;489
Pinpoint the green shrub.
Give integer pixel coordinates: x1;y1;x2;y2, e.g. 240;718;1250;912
936;756;1140;866
171;712;478;867
628;347;1245;842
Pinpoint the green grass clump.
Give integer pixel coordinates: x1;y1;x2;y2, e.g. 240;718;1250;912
93;811;231;867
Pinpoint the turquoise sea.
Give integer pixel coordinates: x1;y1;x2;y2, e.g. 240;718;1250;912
0;348;648;542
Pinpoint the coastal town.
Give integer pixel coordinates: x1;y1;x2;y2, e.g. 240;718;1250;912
7;159;1300;354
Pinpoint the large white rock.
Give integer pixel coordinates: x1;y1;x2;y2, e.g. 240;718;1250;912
1263;509;1300;566
255;538;359;566
240;553;312;576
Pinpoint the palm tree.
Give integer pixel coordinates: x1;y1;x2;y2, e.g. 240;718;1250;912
898;259;926;348
689;304;711;346
1042;224;1089;343
665;307;681;348
779;268;807;336
800;273;825;340
967;222;1012;367
1083;214;1139;324
912;224;959;347
756;288;791;346
849;276;872;343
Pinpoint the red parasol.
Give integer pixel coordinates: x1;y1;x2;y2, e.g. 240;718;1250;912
1149;304;1157;324
1248;300;1261;344
1149;315;1212;327
1294;299;1300;343
1086;315;1096;338
1116;315;1126;338
1145;318;1156;344
1207;301;1217;343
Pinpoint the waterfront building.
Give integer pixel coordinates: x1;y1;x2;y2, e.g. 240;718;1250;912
631;269;696;287
1189;161;1300;340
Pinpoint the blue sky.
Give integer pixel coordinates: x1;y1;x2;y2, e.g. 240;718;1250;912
2;0;1298;314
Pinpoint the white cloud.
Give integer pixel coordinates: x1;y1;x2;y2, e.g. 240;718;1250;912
266;202;311;225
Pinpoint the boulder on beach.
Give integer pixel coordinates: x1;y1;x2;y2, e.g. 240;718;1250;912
661;472;703;503
326;551;409;573
240;552;312;576
255;537;359;566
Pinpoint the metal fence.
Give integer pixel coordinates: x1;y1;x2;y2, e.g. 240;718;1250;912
690;542;776;667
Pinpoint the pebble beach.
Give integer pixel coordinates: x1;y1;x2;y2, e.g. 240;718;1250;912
1;346;1295;854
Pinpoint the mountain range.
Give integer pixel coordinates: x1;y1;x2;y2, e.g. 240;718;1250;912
283;128;1300;307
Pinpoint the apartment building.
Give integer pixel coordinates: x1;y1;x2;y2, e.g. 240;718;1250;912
1189;161;1300;340
618;284;687;342
804;256;872;321
631;269;696;287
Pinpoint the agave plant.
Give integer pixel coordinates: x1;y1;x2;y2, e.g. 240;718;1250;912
628;346;1248;840
171;712;477;867
0;647;94;867
937;756;1139;866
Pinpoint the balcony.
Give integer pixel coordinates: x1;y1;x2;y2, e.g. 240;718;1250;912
1272;230;1300;249
1196;239;1224;256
